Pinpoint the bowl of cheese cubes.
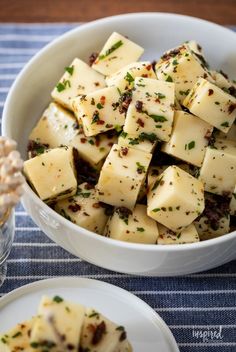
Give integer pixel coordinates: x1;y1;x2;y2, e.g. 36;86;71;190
2;13;236;276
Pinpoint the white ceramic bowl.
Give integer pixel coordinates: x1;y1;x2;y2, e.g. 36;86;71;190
2;13;236;276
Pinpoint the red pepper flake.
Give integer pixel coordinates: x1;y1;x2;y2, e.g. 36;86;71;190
100;96;106;105
120;147;129;156
97;120;105;125
135;100;143;112
92;321;106;345
146;64;152;71
141;74;148;78
137;118;144;127
68;204;81;212
204;129;212;140
208;89;214;96
80;138;87;144
95;136;100;147
203;73;208;79
94;82;100;87
108;142;113;147
228;103;236;114
92;202;101;208
89;52;98;66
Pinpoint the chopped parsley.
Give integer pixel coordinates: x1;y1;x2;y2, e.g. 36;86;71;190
12;332;22;338
185;141;195;150
76;187;91;198
53;295;64;303
120;131;128;138
65;65;74;75
56;80;71;92
221;121;229;127
149;114;168;123
152;208;161;212
137;227;145;232
96;103;104;109
152;176;163;191
155;92;166;99
139;132;157;143
166;75;173;82
172;59;178;65
91;111;100;124
136;162;146;174
124;72;134;84
99;40;123;60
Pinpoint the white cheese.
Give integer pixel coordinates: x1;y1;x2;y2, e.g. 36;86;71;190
92;32;144;76
24;147;77;202
104;204;159;244
157;223;199;244
0;319;36;352
80;307;132;352
183;78;236;133
55;183;108;234
147;165;205;232
97;144;152;209
106;61;156;91
118;131;157;153
162;110;213;166
72;86;125;136
51;58;106;110
123;77;175;142
210;70;236;90
155;44;213;103
199;139;236;196
30;295;85;352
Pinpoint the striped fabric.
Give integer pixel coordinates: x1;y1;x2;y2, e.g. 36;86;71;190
0;24;236;352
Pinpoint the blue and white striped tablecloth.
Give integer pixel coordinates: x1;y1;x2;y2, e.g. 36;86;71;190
0;23;236;352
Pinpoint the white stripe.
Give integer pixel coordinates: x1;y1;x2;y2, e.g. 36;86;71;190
8;258;82;263
0;48;38;55
0;74;16;79
12;242;57;247
0;87;9;93
15;227;40;231
0;101;4;107
169;324;236;329
178;342;236;347
133;290;236;294
155;306;236;312
0;62;25;69
0;34;56;41
15;211;28;216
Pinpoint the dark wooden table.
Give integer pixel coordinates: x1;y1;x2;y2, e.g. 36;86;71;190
0;0;235;25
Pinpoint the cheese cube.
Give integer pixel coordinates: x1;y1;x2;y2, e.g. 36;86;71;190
194;193;230;240
72;86;125;136
230;186;236;216
30;295;85;351
155;44;213;103
185;40;203;56
123;77;175;142
0;319;36;352
55;182;108;234
92;32;144;76
147;165;205;232
162;110;213;166
157;223;199;244
106;61;156;91
118;131;157;153
97;144;152;209
215;123;236;142
80;307;132;352
24;147;77;202
104;204;159;244
210;70;236;91
183;78;236;133
199;139;236;196
51;58;106;110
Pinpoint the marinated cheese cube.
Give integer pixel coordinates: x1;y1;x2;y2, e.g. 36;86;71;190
24;147;77;202
106;61;156;91
118;131;157;153
55;182;108;234
0;318;36;352
215;123;236;142
185;40;203;56
80;307;132;352
92;32;144;76
199;139;236;196
162;110;213;167
30;295;85;352
230;186;236;216
104;204;159;244
183;78;236;133
72;86;125;136
97;144;152;209
51;58;106;110
155;44;213;103
147;165;204;232
194;193;230;240
123;77;175;142
210;70;236;91
157;223;199;244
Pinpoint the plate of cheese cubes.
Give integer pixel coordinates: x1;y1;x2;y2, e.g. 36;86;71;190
3;13;236;275
0;277;179;351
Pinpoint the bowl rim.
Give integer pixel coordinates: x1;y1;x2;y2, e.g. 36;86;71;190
2;12;236;252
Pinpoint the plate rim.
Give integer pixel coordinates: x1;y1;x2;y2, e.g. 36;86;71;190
0;277;179;352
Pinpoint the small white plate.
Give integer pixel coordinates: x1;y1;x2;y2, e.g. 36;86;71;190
0;277;179;351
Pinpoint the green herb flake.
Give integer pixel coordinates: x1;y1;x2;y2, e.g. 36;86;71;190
149;114;168;123
12;332;22;338
120;131;128;138
96;103;104;109
53;295;64;303
137;227;145;232
176;233;181;239
1;337;7;344
215;101;220;105
30;342;39;348
152;208;161;212
166;75;173;82
116;326;125;331
172;59;178;66
56;80;71;92
89;311;100;318
187;141;195;150
155;92;166;99
136;162;146;174
139;132;157;143
99;40;123;60
179;89;190;96
114;125;122;132
65;65;74;75
91;111;100;124
124;72;134;84
221;121;229;127
152;176;163;191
